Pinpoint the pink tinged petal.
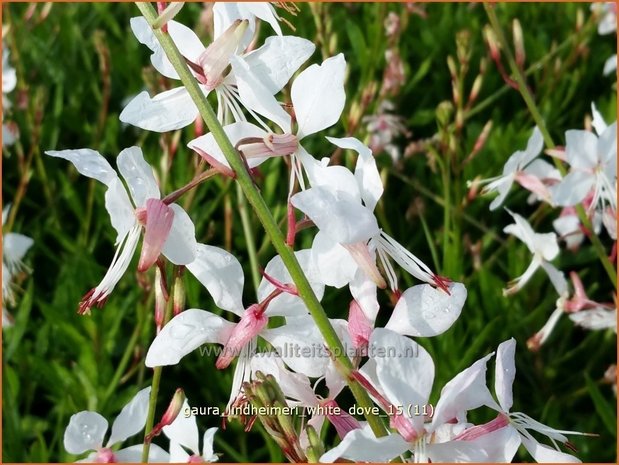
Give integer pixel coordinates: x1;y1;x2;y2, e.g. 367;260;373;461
257;250;324;318
230;55;292;132
261;315;329;378
349;269;380;323
321;399;361;439
64;411;108;454
161;204;197;266
552;171;595;207
343;242;387;289
243;36;315;95
291;186;379;244
311;231;358;288
520;436;581;463
514;172;552;202
495;338;516;412
454;414;510;441
79;225;142;314
119;88;200;133
430;353;498;429
198;20;248;91
185;244;245;316
348;300;373;350
292;54;346;139
188;122;267;170
249;353;317;406
114;444;170;463
138;199;175;272
107;387;151;446
369;328;434;432
319;424;409;463
216;305;268;369
163;400;200;454
565;129;599;169
386;282;467;337
145;309;235;367
45;148;118;186
238;133;298;159
117;146;160;207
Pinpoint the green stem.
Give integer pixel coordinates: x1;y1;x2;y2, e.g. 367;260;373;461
135;2;387;437
484;3;617;289
237;183;261;293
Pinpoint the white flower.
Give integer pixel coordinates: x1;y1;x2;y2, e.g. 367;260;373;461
63;387;169;462
45;147;197;313
163;399;218;462
2;204;34;328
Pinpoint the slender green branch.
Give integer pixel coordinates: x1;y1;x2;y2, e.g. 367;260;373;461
484;3;617;289
135;2;387;437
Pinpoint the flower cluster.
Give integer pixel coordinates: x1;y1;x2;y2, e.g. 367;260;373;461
48;3;593;463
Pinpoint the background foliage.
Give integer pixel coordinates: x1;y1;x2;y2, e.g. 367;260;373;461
2;2;616;462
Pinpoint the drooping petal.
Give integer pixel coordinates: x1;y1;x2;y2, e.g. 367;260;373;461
520;436;581;463
385;282;467;337
495;338;516;412
145;309;235;367
163;399;200;454
261;315;329;378
257;249;324;317
161;203;198;266
328;136;384;211
540;261;568;295
319;424;409;463
138;199;175;272
185;244;245;316
291;186;379;244
107;387;151;447
45;148;118;186
104;178;138;242
430;353;497;430
64;411;108;454
243;36;315;94
119;88;200;133
117;146;160;207
369;328;434;431
292;54;346;139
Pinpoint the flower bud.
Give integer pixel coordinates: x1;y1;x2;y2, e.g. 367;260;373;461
173;270;185;316
348;300;372;352
512;19;525;69
146;388;186;442
216;305;268;369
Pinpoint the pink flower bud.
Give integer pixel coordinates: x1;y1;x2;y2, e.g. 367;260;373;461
138;199;175;272
347;300;372;352
237;133;299;159
216;305;268;369
321;399;361;439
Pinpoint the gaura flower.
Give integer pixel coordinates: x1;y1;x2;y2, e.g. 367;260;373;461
163;399;219;462
63;387;169;462
45;147;197;314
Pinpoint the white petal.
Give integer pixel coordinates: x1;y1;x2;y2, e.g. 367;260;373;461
349;269;379;323
2;233;33;265
64;411;108;454
230;56;291;132
104;178;138;242
540;262;568;295
520;126;544;167
319;424;409;462
385;282;467;337
201;427;219;461
603;54;617;76
258;249;324;317
430;353;497;429
428;426;520;462
145;309;235;367
243;36;315;94
161;204;197;265
503;210;537;253
291;186;378;244
564;130;598;169
520;436;581;463
116;146;160;207
569;307;617;332
188;122;267;170
115;444;170;463
261;315;329;378
310;231;358;288
552;171;594;207
45;149;118;186
186;244;245;315
242;3;282;35
590;103;608;135
369;328;434;431
168;441;191;462
292;54;346;139
163;399;200;454
495;338;516;412
119;88;200;133
107;387;151;446
298;147;361;201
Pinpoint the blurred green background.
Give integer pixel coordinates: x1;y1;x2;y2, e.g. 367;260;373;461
2;2;616;462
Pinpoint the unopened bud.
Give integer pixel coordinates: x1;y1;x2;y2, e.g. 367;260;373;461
446;55;458;79
483;25;500;61
436;101;454;128
512;19;525;69
154;266;168;332
146;388;186;442
468;74;484;105
173;270;185;316
153;2;185;31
